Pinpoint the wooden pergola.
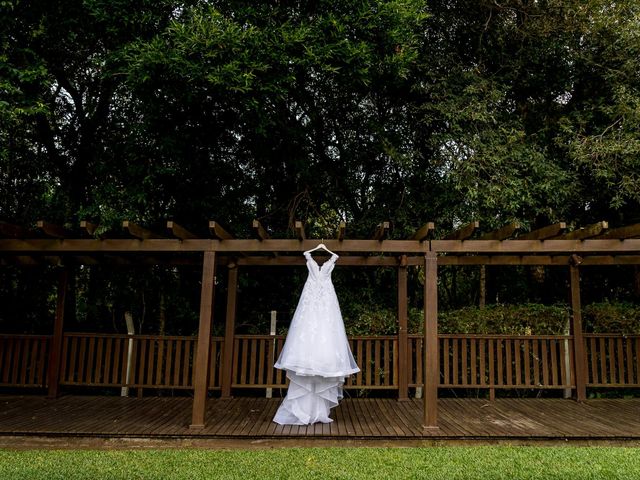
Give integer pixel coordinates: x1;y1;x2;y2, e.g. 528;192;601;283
1;218;640;431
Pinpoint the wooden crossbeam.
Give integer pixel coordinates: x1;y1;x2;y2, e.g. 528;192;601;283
41;255;63;266
337;221;346;241
596;222;640;240
13;255;41;265
373;222;390;241
479;222;520;240
0;221;29;238
37;220;73;239
104;254;133;265
79;220;100;238
167;221;198;240
209;221;233;240
517;222;566;240
3;237;640;255
443;221;479;240
73;255;101;265
556;221;609;240
411;222;435;241
295;221;306;241
252;220;270;240
123;221;165;239
253;220;277;256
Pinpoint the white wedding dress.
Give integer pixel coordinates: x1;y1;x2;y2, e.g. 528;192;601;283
273;251;359;425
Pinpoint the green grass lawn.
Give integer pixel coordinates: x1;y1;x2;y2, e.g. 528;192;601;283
0;446;638;479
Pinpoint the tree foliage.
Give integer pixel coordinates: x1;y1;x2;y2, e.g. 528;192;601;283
1;0;639;332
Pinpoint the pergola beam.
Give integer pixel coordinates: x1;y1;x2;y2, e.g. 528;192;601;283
37;220;73;239
252;220;270;240
2;238;640;254
443;221;479;240
411;222;435;241
5;253;640;267
555;221;608;240
295;221;306;241
2;255;41;266
430;238;640;253
209;221;233;240
437;255;640;266
123;221;166;239
80;220;101;238
479;222;520;240
0;221;30;238
373;222;390;241
73;255;101;265
337;222;346;241
167;221;198;240
517;222;566;240
596;222;640;240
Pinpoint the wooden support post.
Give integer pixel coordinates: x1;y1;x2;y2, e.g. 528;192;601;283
220;264;238;399
570;263;587;401
190;251;217;429
397;256;409;401
479;265;486;308
47;267;69;398
423;252;439;429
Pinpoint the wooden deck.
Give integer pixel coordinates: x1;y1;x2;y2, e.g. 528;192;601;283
0;395;638;440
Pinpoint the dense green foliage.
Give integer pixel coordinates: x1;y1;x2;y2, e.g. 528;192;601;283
345;302;640;335
1;1;640;332
583;302;640;334
1;447;639;479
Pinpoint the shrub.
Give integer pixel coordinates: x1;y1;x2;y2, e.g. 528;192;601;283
583;302;640;334
337;302;640;336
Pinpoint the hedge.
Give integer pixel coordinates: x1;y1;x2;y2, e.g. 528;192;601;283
341;302;640;336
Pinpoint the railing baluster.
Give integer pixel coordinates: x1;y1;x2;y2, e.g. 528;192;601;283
550;339;558;386
479;339;486;386
470;338;477;386
616;337;625;385
524;339;531;387
514;339;521;386
505;339;513;386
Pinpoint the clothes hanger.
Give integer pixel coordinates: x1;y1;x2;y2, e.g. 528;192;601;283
304;240;337;256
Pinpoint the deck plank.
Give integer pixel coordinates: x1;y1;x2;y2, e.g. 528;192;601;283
0;395;638;439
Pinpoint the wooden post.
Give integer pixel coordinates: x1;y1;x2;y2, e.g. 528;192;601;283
570;263;587;401
220;263;238;399
47;267;69;398
397;255;409;401
479;265;486;308
190;251;217;429
423;252;439;429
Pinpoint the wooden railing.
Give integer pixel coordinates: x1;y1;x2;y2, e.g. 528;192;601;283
409;335;575;389
59;333;224;390
1;332;638;393
232;335;283;388
584;334;640;387
347;336;397;389
231;335;397;389
0;335;50;387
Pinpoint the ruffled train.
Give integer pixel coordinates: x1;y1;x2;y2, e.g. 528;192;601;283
272;371;346;425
